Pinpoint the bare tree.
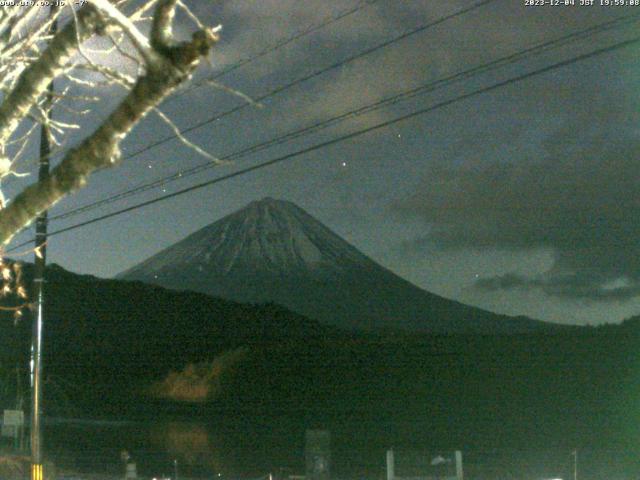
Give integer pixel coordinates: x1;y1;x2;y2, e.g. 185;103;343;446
0;0;220;246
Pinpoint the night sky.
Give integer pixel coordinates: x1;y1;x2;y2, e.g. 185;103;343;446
6;0;640;326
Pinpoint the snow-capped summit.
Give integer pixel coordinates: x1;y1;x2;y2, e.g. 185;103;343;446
122;197;372;278
119;198;557;333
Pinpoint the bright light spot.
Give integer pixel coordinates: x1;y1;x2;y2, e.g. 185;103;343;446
148;165;152;169
341;162;347;167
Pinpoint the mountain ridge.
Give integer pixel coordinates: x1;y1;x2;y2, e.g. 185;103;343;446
119;197;565;334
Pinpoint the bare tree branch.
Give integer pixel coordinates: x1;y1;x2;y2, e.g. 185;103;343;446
0;2;220;245
87;0;158;65
153;107;224;164
151;0;178;49
0;5;106;147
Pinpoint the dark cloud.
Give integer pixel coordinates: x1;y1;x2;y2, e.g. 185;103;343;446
476;273;640;302
395;77;640;302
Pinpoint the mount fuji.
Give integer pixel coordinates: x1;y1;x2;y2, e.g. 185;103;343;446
118;197;558;333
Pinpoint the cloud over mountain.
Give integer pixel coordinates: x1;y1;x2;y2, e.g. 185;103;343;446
395;127;640;302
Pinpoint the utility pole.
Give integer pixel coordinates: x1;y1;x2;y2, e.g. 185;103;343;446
31;7;57;480
572;449;578;480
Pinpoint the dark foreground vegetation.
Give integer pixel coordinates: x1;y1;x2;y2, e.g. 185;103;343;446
1;263;639;456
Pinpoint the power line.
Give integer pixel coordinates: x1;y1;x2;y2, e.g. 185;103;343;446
173;0;382;99
50;11;640;222
3;0;501;249
109;0;499;162
13;0;381;174
48;0;499;220
22;0;492;173
9;32;640;252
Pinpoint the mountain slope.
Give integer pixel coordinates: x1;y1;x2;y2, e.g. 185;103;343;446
119;197;560;334
0;262;344;413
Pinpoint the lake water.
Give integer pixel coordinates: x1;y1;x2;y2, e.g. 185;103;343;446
42;413;395;479
36;413;640;480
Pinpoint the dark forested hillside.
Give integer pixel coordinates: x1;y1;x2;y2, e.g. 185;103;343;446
0;263;341;413
1;262;639;451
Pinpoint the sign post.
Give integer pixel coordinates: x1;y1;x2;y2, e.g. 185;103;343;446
2;410;24;450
